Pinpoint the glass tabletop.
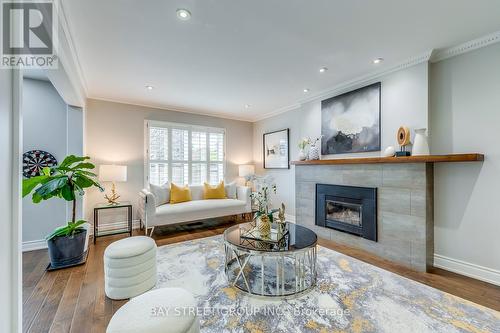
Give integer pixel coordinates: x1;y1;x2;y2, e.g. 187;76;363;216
224;222;317;253
94;201;132;209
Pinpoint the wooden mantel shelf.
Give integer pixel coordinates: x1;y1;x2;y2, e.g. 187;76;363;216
290;153;484;165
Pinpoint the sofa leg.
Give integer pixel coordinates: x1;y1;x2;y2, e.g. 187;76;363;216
149;226;155;237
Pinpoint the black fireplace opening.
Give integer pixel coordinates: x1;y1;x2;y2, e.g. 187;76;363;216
316;184;377;241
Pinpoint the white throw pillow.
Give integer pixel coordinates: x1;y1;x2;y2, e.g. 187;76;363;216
189;185;204;201
225;181;237;199
149;182;170;206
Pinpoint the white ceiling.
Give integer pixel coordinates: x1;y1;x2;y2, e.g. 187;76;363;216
62;0;500;121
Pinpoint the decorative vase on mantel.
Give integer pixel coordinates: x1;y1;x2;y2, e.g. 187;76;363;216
298;149;307;161
308;145;320;160
412;128;430;156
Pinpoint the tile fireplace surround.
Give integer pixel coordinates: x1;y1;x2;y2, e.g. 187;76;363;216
295;163;434;272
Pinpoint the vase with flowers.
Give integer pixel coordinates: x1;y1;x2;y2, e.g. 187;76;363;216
249;175;278;237
297;138;309;161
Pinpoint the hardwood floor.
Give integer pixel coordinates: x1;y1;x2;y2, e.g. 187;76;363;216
23;221;500;333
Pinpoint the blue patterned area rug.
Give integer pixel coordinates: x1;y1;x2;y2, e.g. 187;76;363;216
156;235;499;333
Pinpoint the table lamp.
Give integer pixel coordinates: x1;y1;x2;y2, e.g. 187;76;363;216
239;164;255;186
99;164;127;205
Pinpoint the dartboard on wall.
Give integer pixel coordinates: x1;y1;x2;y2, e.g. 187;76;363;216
22;150;58;178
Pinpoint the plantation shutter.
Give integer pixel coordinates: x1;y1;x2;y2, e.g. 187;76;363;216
146;121;225;186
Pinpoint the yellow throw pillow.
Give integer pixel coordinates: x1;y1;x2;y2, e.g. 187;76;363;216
203;181;226;199
170;183;192;204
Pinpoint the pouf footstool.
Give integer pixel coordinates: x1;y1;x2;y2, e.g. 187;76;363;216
104;236;157;300
106;287;200;333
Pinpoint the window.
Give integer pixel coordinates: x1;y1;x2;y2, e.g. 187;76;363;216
146;121;225;186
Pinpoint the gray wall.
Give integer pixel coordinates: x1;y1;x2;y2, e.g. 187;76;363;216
430;43;500;276
253;63;429;216
22;79;83;243
84;99;254;223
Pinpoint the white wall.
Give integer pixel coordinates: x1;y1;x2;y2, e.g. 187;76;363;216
430;43;500;281
84;99;254;223
0;69;21;332
253;63;429;216
22;79;84;244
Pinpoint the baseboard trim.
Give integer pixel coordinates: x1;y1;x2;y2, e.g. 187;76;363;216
434;254;500;286
22;239;48;252
22;219;142;252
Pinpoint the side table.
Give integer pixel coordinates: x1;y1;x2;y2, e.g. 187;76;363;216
94;201;132;244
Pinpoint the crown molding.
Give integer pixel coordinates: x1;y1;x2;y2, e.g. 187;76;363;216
253;103;301;122
431;30;500;63
254;50;433;122
88;96;255;123
56;0;88;97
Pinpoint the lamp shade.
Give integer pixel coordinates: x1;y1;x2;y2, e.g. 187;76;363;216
238;164;255;178
99;165;127;182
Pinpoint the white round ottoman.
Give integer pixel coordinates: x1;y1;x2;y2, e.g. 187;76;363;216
106;288;200;333
104;236;157;300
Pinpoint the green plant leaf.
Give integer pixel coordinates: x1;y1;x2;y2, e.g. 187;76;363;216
59;155;89;168
61;184;75;201
22;175;49;197
35;177;68;197
71;162;95;170
74;170;97;177
42;167;51;176
72;174;94;188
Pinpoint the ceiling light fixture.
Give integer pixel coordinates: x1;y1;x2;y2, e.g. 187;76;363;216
303;88;310;93
373;58;384;64
145;85;154;90
176;8;191;20
319;67;328;73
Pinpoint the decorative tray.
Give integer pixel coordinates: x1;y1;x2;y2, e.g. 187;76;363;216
240;223;289;244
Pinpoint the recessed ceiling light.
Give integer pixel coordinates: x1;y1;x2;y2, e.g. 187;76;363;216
244;104;251;109
145;85;154;90
303;88;310;93
176;9;191;20
373;58;384;64
319;67;328;73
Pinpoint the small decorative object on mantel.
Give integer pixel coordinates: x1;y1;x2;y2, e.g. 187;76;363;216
383;146;396;157
23;150;58;178
396;126;411;157
297;138;309;161
308;136;322;160
412;128;430;156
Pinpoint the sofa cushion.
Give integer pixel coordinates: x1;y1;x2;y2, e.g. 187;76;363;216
224;181;237;199
155;199;247;225
203;181;226;199
170;183;192;204
149;182;170;206
189;185;204;200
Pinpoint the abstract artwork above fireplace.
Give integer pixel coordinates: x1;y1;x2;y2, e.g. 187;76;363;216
316;183;377;241
321;82;381;155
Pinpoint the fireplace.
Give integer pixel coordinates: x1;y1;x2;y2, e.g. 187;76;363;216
316;184;377;241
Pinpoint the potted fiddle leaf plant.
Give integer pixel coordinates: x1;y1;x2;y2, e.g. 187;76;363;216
23;155;104;269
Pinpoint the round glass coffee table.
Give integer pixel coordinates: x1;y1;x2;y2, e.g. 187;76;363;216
223;222;317;297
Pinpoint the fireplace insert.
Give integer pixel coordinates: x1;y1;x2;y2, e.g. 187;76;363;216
316;184;377;241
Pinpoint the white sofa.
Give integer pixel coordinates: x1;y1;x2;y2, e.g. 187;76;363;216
138;183;251;235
